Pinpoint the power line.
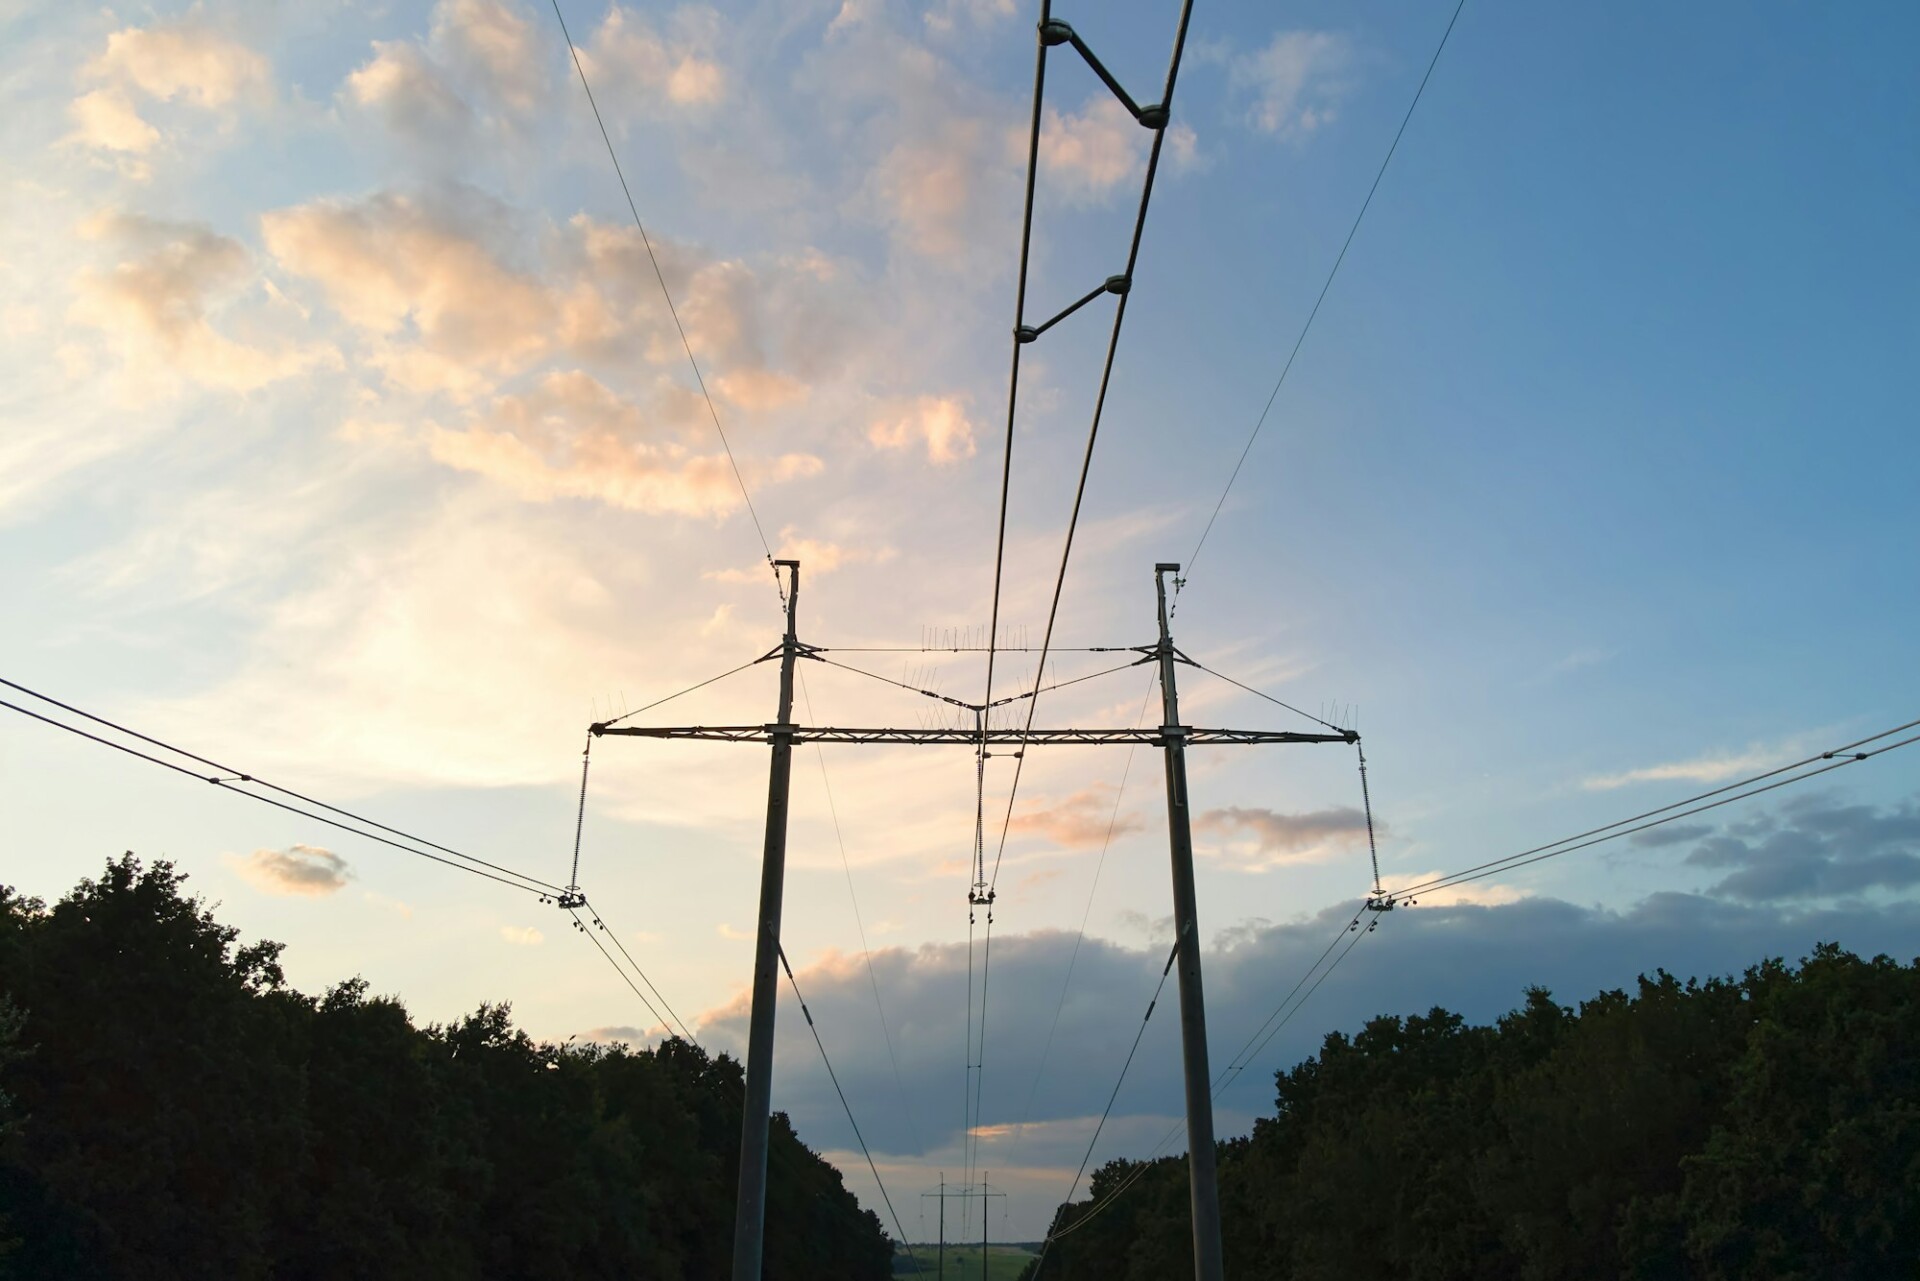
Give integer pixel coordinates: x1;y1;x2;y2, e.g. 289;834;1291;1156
1036;909;1382;1255
577;899;700;1045
796;666;924;1157
2;681;705;1049
776;945;918;1263
1184;658;1347;733
1177;0;1469;606
0;683;558;897
1391;720;1920;899
548;0;783;600
599;654;772;728
986;0;1199;895
1027;937;1180;1278
1007;675;1157;1167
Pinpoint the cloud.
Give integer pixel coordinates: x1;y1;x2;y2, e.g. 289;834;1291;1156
1036;98;1195;202
584;1023;664;1043
89;19;270;110
344;41;477;146
690;882;1920;1238
69;90;161;154
1583;745;1788;791
262;191;557;375
705;528;885;582
500;925;545;945
423;369;821;517
870;115;1007;259
582;6;726;108
717;923;753;941
70;213;336;393
432;0;547;114
867;395;977;463
1009;786;1141;849
262;192;852;418
233;844;352;896
1196;804;1372;868
1227;31;1353;139
1681;794;1920;902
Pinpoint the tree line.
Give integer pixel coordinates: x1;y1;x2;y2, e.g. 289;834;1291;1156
1026;940;1920;1279
0;855;895;1279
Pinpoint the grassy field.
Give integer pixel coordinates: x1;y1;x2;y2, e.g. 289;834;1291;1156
893;1243;1038;1279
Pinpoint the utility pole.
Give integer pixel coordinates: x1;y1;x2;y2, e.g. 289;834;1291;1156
921;1178;1004;1281
980;1172;989;1281
1154;562;1224;1281
731;559;801;1281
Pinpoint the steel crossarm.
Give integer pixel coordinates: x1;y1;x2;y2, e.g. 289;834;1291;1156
593;724;1357;747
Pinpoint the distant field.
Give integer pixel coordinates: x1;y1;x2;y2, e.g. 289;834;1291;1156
894;1243;1038;1279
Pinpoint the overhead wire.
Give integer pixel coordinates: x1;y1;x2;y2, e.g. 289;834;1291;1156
1026;937;1180;1278
1006;675;1158;1168
577;899;700;1045
777;945;919;1263
598;654;773;728
1034;712;1920;1250
0;682;559;897
1183;658;1347;733
796;666;925;1157
986;0;1199;896
548;0;784;602
1391;720;1920;899
1176;0;1469;611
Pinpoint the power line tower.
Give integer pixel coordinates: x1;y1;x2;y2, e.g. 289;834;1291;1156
594;560;1354;1280
921;1175;1006;1281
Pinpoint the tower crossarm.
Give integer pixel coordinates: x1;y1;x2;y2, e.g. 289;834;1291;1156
593;724;1356;747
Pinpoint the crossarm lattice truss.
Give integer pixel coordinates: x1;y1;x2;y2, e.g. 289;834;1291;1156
593;724;1356;747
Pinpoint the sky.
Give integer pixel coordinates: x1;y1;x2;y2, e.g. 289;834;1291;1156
3;0;1918;1244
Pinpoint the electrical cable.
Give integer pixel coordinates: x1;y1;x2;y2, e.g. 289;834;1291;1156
1183;658;1347;732
1389;717;1920;899
599;653;772;728
567;905;668;1032
1006;675;1157;1168
777;945;919;1264
985;0;1198;897
796;666;925;1156
1026;937;1180;1278
0;691;557;897
577;899;700;1046
1176;0;1469;608
549;0;784;602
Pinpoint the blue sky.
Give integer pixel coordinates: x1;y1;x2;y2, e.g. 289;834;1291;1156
3;0;1917;1241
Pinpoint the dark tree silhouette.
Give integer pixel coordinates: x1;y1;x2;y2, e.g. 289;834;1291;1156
0;856;894;1280
1026;946;1920;1280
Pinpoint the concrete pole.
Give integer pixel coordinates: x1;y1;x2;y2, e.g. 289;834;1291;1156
939;1175;946;1281
731;560;801;1281
980;1174;988;1281
1154;563;1225;1281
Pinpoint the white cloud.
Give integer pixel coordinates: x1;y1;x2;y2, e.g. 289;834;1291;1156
1040;97;1146;200
344;41;477;145
867;395;976;463
1582;746;1789;792
1008;786;1142;849
233;844;352;896
582;6;726;108
70;213;338;394
501;924;545;945
432;0;546;113
90;20;270;110
1228;31;1353;139
68;89;161;154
